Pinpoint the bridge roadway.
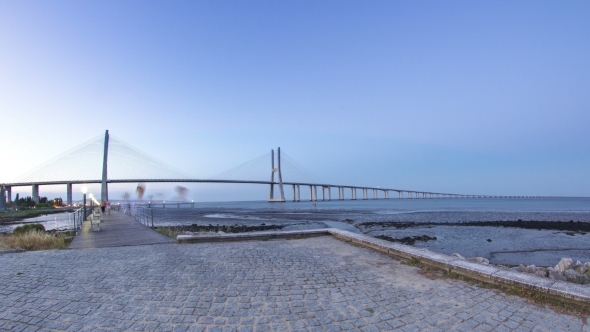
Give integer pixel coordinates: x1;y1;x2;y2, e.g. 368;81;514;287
0;178;565;206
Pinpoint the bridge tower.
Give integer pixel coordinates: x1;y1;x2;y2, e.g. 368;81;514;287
268;148;286;202
101;130;109;202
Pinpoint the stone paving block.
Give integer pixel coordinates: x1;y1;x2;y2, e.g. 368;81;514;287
0;237;587;331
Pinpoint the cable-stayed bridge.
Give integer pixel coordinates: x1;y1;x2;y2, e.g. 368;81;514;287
0;131;562;207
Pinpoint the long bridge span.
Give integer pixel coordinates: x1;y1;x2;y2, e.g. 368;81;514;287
0;130;567;207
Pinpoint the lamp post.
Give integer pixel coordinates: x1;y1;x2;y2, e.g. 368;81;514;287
82;187;87;221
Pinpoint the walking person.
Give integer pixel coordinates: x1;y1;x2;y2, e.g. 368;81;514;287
100;200;106;214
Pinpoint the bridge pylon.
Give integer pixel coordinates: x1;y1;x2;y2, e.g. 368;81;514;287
101;130;109;202
268;147;286;202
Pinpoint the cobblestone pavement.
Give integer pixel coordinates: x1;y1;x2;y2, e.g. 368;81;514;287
0;236;588;331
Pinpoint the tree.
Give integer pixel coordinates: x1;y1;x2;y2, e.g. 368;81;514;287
52;198;63;207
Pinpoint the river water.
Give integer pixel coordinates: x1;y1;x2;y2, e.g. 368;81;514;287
149;198;590;267
0;211;79;233
5;198;590;267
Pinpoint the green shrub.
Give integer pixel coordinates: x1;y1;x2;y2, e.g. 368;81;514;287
13;223;46;236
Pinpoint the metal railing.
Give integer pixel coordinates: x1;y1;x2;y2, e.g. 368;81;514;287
137;202;195;209
128;204;154;227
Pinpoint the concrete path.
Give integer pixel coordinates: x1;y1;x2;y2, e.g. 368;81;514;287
0;236;587;331
68;211;174;249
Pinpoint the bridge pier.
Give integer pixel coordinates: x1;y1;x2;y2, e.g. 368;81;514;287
32;184;40;203
384;191;389;199
373;189;378;199
362;189;367;200
314;186;318;201
0;186;5;209
297;185;300;201
351;188;356;200
67;183;73;206
408;192;412;199
6;186;11;204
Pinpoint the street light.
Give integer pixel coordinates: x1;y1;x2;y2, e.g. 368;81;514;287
82;187;87;220
89;193;94;211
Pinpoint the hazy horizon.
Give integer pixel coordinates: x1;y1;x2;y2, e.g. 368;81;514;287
2;1;589;200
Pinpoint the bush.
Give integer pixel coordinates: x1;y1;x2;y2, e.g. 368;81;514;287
35;203;53;209
2;230;67;251
13;223;46;236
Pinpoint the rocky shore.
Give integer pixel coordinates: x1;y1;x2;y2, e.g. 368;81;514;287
357;220;590;234
158;223;286;234
451;253;590;285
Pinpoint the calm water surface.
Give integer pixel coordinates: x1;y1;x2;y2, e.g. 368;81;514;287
151;198;590;266
8;198;590;266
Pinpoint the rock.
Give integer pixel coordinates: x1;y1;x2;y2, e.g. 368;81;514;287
554;258;573;273
564;269;589;284
534;267;548;277
525;265;537;274
517;264;527;273
547;267;567;281
467;257;489;265
486;239;492;242
575;264;587;275
451;253;465;260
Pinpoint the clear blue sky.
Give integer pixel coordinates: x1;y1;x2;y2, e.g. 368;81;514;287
1;1;589;201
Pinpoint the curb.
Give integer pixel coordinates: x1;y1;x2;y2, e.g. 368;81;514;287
177;228;590;307
0;248;26;255
177;229;331;243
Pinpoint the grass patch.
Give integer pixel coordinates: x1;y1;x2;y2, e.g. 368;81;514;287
0;208;72;223
365;308;374;314
155;227;183;239
402;257;420;266
0;231;67;251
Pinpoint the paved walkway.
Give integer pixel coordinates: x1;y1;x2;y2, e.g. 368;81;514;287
0;236;587;331
68;211;174;249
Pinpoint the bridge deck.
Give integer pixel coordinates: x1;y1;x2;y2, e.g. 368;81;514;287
68;211;174;249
